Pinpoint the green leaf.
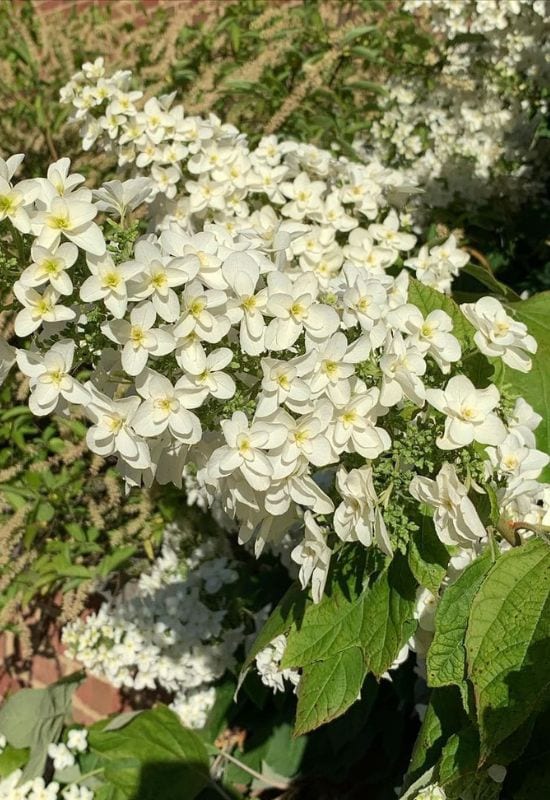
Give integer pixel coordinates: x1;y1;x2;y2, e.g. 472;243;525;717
465;538;550;761
89;706;209;800
436;727;480;798
406;686;469;786
294;646;365;736
502;292;550;478
427;552;492;690
361;554;418;678
408;517;450;595
504;708;550;799
407;277;475;347
0;676;81;780
0;745;29;778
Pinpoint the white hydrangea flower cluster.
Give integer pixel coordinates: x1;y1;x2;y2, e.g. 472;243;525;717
62;531;241;729
1;65;548;619
0;729;91;800
361;0;550;208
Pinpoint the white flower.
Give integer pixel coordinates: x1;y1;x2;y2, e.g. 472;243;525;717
486;432;549;480
101;302;175;376
132;369;202;444
13;283;76;336
127;239;193;322
331;386;391;458
174;347;235;407
280;172;325;220
368;209;416;252
409;462;487;547
80;253;142;318
16;340;89;416
94;177;153;218
85;387;150;469
173;280;230;344
426;375;506;450
208;410;286;491
334;465;392;553
264;272;339;350
48;741;75;771
379;333;426;407
390;305;461;372
223;252;268;356
20;242;78;295
255;354;315;417
34;196;106;255
0;171;39;233
66;727;88;753
291;511;332;604
461;296;537;372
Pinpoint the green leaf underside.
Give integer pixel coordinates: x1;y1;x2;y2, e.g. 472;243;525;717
294;647;365;736
465;539;550;761
408;517;450;595
427;552;492;690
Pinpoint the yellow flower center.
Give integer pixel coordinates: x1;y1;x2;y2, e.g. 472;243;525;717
151;271;167;289
130;326;146;345
322;360;338;378
189;299;206;317
276;373;290;390
241;295;257;312
49;214;71;230
103;272;121;289
0;195;15;213
290;302;305;318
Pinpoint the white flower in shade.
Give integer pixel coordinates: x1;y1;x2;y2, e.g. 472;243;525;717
175;347;235;407
390;305;461;373
20;242;78;295
223;252;268;356
63;785;94;800
0;339;15;387
255;634;300;694
379;332;426;407
409;462;486;547
16;340;89;416
414;587;438;633
426;375;506;450
264;272;339;350
160;229;222;289
341;268;388;341
508;397;542;447
207;410;286;491
291;511;332;604
101;302;175;376
47;741;75;771
80;253;141;318
127;240;193;322
85;387;150;469
415;783;446;800
173;280;230;344
331;386;391;458
34;195;106;255
461;296;537;372
66;727;88;753
486;432;549;481
368;209;416;252
0;172;40;233
132;369;202;443
94;177;153;218
334;465;392;553
13;283;76;336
